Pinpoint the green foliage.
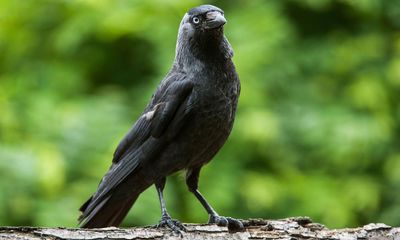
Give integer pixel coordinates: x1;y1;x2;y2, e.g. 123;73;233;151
0;0;399;228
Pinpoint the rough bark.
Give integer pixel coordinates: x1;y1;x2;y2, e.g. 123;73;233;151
0;217;398;240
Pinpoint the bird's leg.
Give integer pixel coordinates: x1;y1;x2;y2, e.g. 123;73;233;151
155;177;186;234
186;168;244;232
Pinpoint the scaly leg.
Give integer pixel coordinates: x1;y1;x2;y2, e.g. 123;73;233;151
186;167;244;232
155;177;186;234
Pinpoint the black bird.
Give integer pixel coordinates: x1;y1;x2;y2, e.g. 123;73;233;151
79;4;243;232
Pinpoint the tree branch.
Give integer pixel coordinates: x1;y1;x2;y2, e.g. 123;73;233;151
0;217;398;240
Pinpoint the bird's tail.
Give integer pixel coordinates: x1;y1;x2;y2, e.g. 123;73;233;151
79;191;141;228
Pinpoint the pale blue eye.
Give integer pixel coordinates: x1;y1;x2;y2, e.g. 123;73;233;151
193;17;200;24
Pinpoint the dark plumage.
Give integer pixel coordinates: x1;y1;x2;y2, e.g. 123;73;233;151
79;4;243;232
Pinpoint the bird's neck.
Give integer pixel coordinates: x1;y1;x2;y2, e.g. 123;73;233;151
174;34;233;69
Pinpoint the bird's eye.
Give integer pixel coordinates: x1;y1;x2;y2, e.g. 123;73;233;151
192;17;200;24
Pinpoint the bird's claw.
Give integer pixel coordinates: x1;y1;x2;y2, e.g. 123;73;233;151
209;215;244;232
226;217;245;232
157;215;186;236
208;215;228;226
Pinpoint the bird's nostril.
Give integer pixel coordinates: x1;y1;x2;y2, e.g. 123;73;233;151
206;11;222;20
204;11;226;29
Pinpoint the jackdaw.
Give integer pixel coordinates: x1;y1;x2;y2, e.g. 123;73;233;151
79;4;243;233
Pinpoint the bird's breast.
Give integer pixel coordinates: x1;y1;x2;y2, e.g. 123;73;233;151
175;81;238;168
191;80;238;131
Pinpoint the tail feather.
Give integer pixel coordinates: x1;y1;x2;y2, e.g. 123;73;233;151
79;196;93;213
79;194;139;228
78;169;154;228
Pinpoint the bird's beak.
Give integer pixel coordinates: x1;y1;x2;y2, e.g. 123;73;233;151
204;11;226;29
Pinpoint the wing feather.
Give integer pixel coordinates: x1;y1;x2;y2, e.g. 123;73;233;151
79;74;194;224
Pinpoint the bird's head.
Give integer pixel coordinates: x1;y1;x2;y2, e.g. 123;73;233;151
175;5;232;62
185;5;226;32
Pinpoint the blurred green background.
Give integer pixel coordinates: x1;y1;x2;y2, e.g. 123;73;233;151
1;0;400;229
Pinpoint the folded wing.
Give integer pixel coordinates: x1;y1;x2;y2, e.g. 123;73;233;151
79;75;194;226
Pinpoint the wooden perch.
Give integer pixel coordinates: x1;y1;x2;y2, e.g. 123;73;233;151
0;217;398;239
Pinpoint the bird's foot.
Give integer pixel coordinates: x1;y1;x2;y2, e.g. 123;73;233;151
209;215;244;232
157;214;186;236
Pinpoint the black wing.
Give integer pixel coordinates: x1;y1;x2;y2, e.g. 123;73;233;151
112;71;192;162
79;74;194;224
